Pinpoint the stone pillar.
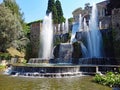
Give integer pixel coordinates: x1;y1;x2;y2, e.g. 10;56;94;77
96;66;99;73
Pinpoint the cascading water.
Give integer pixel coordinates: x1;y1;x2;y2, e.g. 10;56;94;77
87;4;103;57
78;14;82;32
58;24;60;34
99;21;102;30
38;13;53;59
65;18;69;33
78;4;104;58
81;42;88;57
62;22;65;34
71;14;82;43
58;43;73;64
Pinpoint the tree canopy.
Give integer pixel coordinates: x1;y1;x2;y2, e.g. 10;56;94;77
3;0;30;37
0;0;29;53
3;0;24;24
46;0;64;24
46;0;58;24
55;0;65;23
0;4;28;51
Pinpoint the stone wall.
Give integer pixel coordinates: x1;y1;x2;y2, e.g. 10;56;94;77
112;8;120;58
99;16;111;29
30;22;42;57
112;8;120;40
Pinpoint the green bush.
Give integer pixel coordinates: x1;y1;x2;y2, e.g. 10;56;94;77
94;72;120;87
0;53;11;60
0;65;6;71
22;59;27;64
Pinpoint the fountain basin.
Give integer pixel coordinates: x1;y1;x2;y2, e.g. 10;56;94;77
6;62;120;78
9;64;82;78
79;57;116;65
28;58;49;64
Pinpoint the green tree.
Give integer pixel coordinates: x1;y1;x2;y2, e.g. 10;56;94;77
55;0;65;23
3;0;30;37
0;4;28;52
3;0;24;23
68;17;74;24
46;0;58;24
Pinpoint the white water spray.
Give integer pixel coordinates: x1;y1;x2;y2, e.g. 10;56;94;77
87;4;103;57
39;13;53;59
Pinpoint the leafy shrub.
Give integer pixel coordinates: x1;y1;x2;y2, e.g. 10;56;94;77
94;72;120;87
0;53;11;60
22;59;27;64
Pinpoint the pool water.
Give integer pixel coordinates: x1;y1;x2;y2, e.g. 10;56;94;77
0;73;111;90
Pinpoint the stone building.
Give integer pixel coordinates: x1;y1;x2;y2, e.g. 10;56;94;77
28;21;42;57
97;1;111;29
97;1;108;18
112;8;120;59
72;8;84;22
72;1;110;29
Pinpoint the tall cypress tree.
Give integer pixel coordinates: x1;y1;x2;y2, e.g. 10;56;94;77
46;0;58;24
55;0;65;23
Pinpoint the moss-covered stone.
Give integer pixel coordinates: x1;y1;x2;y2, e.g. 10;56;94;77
72;42;82;64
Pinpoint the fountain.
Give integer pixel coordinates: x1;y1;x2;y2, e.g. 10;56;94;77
39;13;53;59
5;13;82;78
71;14;82;43
4;4;118;78
76;4;103;58
64;18;69;33
87;4;103;57
72;4;113;66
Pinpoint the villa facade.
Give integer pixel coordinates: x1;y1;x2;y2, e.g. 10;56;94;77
72;1;110;29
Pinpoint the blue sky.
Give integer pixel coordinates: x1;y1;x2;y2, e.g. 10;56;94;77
0;0;104;23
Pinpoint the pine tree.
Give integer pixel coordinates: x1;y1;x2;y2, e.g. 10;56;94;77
46;0;58;24
55;0;65;23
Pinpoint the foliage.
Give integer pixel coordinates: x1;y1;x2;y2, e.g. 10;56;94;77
25;42;32;61
3;0;30;41
3;0;21;15
54;36;61;46
3;0;24;25
0;5;22;50
94;72;120;87
55;0;65;23
46;0;58;24
46;0;65;24
0;65;6;70
22;23;30;38
0;53;11;60
21;59;27;64
28;20;43;25
0;1;29;53
68;17;74;24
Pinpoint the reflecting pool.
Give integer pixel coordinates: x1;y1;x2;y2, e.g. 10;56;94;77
0;73;111;90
